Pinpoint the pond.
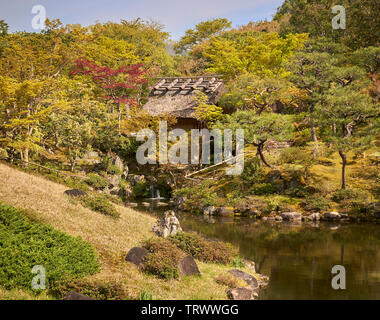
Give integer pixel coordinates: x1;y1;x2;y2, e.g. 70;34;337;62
136;202;380;300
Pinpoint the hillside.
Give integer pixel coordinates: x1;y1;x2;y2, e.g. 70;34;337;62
0;162;249;300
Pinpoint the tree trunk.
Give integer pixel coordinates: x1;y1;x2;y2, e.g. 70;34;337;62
311;125;319;159
257;143;272;168
339;150;347;190
23;148;29;168
70;159;76;172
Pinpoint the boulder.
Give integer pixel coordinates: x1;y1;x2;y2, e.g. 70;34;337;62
114;156;124;173
228;269;259;289
107;175;121;189
203;206;217;216
178;256;201;277
244;260;256;273
64;189;88;197
125;247;149;267
142;202;151;207
63;291;94;300
281;212;302;221
275;215;283;222
217;207;234;217
128;175;145;186
153;211;183;238
227;288;255;300
324;212;342;220
172;196;186;210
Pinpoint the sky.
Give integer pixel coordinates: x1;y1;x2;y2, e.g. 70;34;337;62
0;0;284;39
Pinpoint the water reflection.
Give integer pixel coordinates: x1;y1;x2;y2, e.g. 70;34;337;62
135;203;380;300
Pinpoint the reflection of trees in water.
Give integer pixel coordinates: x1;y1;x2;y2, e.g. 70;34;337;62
181;217;380;299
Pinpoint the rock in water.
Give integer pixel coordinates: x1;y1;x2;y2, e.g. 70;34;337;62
63;291;94;300
125;247;149;267
152;211;183;238
178;256;201;277
227;288;254;300
64;189;88;197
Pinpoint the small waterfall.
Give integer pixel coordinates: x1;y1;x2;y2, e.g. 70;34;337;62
149;185;164;200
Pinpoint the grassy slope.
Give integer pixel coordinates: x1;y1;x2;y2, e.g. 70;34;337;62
0;162;252;300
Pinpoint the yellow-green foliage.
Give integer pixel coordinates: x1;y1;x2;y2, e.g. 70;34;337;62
142;238;185;280
169;232;238;264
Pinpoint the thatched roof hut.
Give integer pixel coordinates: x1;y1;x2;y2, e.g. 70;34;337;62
143;76;224;129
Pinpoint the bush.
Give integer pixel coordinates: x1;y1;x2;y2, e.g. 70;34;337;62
302;195;331;212
142;238;185;280
168;232;237;265
0;203;99;291
279;147;313;165
232;257;245;268
81;194;120;218
50;278;128;300
132;181;149;198
138;291;153;300
107;164;121;176
332;189;362;202
174;180;218;211
251;183;277;196
86;173;110;190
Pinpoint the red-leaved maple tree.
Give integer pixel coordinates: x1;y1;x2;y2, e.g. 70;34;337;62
71;58;148;132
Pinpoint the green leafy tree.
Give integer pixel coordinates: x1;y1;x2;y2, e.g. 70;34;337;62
317;79;379;189
174;18;232;54
216;111;295;168
193;91;223;128
275;0;380;49
202;32;307;79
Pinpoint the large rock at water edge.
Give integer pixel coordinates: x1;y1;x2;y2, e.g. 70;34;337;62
203;206;217;216
63;291;94;300
281;212;302;221
217;207;234;217
227;287;256;300
64;189;88;198
125;247;149;267
324;212;342;220
228;269;258;289
152;211;183;238
178;256;201;277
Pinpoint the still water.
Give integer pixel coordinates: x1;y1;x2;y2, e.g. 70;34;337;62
138;203;380;300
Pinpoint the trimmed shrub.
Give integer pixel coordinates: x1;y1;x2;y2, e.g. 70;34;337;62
50;278;128;300
81;194;120;218
86;173;110;190
168;232;237;265
0;203;99;291
142;238;185;280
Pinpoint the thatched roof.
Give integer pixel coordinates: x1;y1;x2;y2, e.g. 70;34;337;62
143;76;224;119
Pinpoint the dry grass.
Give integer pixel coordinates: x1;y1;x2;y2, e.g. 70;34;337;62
0;162;252;300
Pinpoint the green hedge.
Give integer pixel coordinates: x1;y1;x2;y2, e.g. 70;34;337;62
0;203;100;291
